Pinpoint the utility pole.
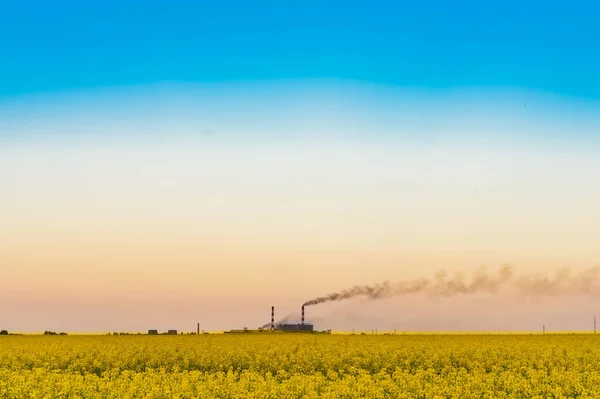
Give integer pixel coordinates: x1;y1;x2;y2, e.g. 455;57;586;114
594;317;596;334
197;323;200;335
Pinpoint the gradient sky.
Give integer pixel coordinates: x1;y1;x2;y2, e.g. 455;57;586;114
1;1;600;332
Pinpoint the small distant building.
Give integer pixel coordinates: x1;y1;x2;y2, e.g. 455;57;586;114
148;330;158;335
167;330;177;335
276;323;314;332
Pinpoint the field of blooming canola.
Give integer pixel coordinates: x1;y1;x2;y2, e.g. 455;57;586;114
1;333;600;398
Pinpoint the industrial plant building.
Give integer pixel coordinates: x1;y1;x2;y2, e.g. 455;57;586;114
225;305;324;333
274;323;314;332
269;305;314;332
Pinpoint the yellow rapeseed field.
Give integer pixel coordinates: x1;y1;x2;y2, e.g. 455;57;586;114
1;333;600;398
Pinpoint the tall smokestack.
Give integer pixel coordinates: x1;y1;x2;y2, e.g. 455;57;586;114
301;305;305;325
271;306;275;330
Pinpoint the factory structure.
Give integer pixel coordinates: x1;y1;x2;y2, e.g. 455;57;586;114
270;305;314;332
225;305;329;334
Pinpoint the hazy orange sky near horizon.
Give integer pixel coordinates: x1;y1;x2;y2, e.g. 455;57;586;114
1;85;600;332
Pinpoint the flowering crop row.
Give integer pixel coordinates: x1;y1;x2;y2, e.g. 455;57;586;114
1;334;599;398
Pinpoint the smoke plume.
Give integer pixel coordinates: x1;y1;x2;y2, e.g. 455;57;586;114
302;265;600;307
261;313;295;329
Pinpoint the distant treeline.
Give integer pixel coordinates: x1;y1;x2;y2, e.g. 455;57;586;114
1;330;69;336
106;332;206;336
0;330;23;336
108;332;145;335
1;330;210;336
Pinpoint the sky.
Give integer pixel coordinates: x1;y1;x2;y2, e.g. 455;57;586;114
1;1;600;333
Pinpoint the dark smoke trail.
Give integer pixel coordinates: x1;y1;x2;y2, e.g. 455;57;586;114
302;265;600;307
261;313;294;329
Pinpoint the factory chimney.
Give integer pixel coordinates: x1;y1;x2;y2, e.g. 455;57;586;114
301;305;305;325
271;306;275;330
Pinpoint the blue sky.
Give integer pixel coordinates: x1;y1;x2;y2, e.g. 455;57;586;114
1;1;599;98
3;1;600;332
